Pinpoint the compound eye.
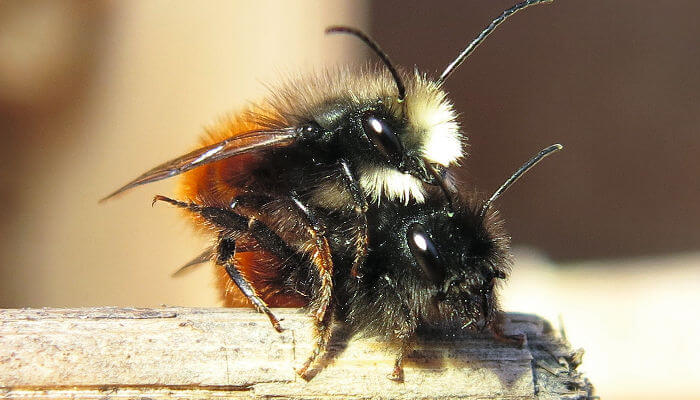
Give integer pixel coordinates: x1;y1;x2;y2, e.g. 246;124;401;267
361;113;403;166
407;223;445;283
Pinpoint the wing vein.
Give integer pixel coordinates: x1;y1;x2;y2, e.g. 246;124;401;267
100;128;298;202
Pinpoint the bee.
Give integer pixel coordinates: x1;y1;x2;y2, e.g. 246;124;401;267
333;144;562;380
103;0;554;380
154;143;562;380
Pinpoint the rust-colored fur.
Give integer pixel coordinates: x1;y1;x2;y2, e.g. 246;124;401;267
216;250;307;308
177;113;312;308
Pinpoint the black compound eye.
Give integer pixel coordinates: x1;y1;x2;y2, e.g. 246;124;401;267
407;223;446;283
361;113;403;166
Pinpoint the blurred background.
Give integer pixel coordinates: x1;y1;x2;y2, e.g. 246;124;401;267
0;1;698;399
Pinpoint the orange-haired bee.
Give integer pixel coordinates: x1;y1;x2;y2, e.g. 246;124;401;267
103;0;555;380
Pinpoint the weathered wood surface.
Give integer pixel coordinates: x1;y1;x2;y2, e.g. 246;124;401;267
0;308;593;399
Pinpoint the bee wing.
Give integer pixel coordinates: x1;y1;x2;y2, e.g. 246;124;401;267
101;128;299;202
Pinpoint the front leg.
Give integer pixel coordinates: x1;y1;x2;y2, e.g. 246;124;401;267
381;275;417;382
489;311;526;348
389;331;415;382
337;159;369;279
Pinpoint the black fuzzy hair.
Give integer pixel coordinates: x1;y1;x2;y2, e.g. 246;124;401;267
332;192;511;340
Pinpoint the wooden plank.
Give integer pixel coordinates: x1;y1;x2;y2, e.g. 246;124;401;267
0;308;593;399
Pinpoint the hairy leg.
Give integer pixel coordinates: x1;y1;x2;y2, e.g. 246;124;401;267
337;159;369;279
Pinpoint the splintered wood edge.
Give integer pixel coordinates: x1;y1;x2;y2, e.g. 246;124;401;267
0;308;594;399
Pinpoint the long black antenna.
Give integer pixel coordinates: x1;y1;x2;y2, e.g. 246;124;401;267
326;26;406;102
480;143;563;217
437;0;552;85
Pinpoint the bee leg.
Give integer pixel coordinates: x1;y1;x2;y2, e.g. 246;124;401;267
153;194;298;267
337;159;369;279
244;215;300;263
295;300;334;380
388;330;415;382
288;192;334;326
389;352;406;382
191;191;335;376
217;237;283;333
230;192;334;324
380;275;416;381
488;312;526;348
151;195;285;332
285;192;337;379
480;283;524;346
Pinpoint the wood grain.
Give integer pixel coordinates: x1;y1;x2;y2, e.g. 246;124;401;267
0;308;593;399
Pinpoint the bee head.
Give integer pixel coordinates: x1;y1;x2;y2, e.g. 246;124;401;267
284;27;465;205
346;196;510;332
353;76;463;185
404;198;510;328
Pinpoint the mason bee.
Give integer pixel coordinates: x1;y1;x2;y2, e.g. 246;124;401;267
153;143;562;380
103;0;555;380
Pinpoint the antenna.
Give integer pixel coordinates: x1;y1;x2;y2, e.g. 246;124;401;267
437;0;552;84
326;26;406;101
480;143;563;217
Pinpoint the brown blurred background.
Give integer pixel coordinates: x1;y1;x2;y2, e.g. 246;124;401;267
0;1;698;399
372;0;700;260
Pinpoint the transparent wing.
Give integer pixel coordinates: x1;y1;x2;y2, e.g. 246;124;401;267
101;128;299;202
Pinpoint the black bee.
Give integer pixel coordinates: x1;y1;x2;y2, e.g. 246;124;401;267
331;144;561;380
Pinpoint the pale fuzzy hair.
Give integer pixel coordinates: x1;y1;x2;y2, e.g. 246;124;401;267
357;165;426;205
210;66;464;204
261;67;463;166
